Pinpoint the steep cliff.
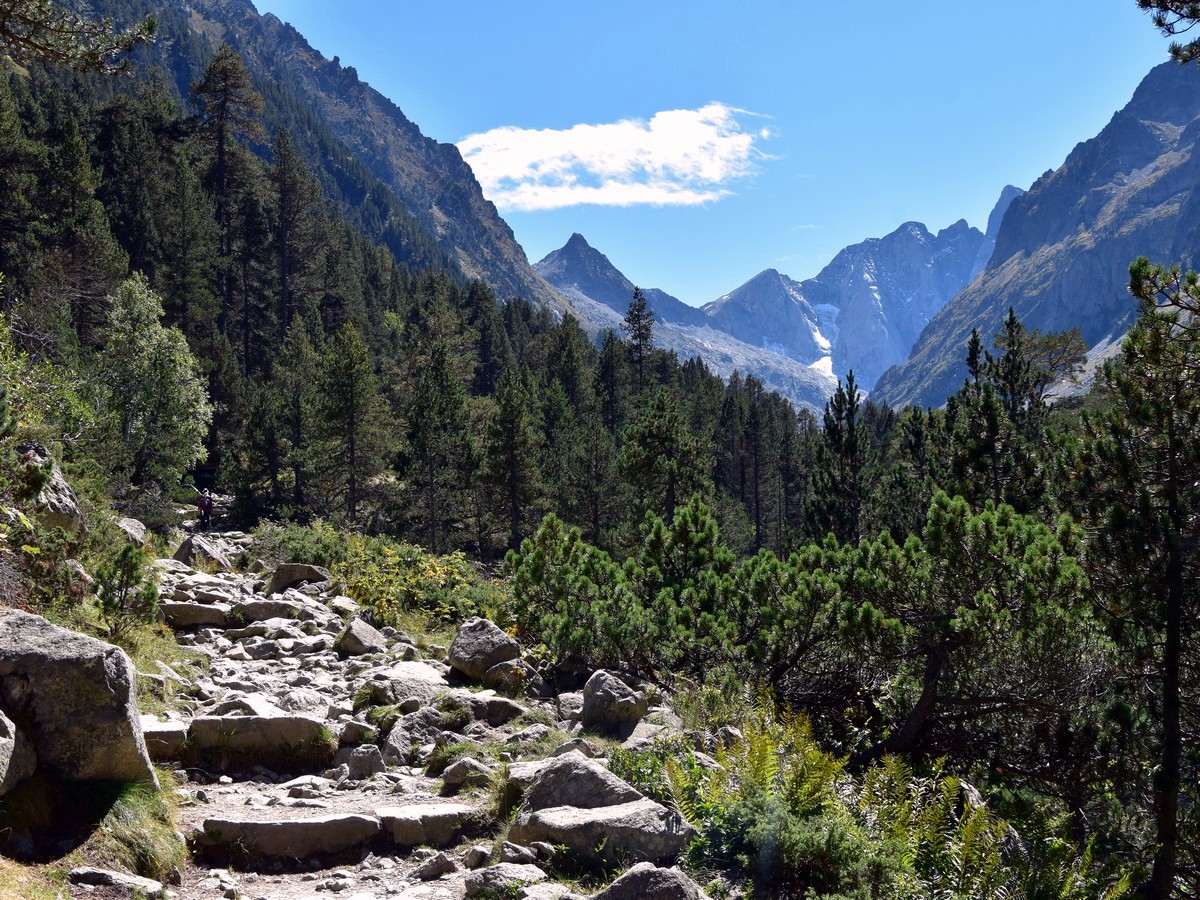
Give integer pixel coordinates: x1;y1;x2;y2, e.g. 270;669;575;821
873;62;1200;408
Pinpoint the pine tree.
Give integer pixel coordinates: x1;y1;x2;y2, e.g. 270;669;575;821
315;322;388;523
0;0;155;72
482;367;543;552
622;287;654;394
271;320;321;514
272;127;326;339
159;145;218;342
406;338;472;552
1070;257;1200;899
619;387;712;525
192;44;263;321
595;328;630;436
808;372;866;543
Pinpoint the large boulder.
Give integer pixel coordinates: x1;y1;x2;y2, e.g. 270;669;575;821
381;707;444;766
447;617;520;681
266;562;331;596
114;517;148;546
518;751;642;812
173;533;234;571
197;814;380;860
376;802;472;847
188;715;336;769
463;863;548;897
334;618;388;657
0;610;156;786
581;670;649;729
592;862;710;899
16;442;87;534
508;751;692;867
357;661;453;708
509;799;693;867
0;709;36;796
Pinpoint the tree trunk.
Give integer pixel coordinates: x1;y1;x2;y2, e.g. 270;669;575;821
851;641;947;769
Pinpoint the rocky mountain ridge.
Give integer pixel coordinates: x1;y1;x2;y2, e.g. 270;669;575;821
873;61;1200;408
536;193;1021;403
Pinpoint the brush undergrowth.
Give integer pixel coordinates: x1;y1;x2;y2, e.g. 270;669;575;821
595;696;1136;899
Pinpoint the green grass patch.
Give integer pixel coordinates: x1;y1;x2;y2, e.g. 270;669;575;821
0;768;183;883
0;859;66;900
87;772;186;882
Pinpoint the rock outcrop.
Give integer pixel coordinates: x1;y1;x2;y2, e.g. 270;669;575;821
15;442;87;534
447;616;520;680
0;610;156;786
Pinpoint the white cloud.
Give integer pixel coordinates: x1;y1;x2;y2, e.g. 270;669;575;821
458;102;770;212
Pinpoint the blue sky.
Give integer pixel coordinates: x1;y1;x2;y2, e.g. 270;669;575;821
256;1;1173;307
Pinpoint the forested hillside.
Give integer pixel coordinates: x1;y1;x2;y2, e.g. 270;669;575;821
2;5;1200;897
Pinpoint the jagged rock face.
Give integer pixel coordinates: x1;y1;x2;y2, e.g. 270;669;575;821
535;234;705;327
695;218;987;391
969;185;1025;280
704;269;829;364
799;220;985;388
874;62;1200;409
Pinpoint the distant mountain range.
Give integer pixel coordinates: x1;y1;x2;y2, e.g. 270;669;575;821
535;235;837;411
535;188;1019;404
105;0;1200;412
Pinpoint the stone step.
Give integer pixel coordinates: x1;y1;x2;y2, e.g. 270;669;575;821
195;813;380;860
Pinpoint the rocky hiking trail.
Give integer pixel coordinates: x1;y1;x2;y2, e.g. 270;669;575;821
60;530;712;899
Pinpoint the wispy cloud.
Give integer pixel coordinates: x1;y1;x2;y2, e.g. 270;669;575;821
458;103;772;212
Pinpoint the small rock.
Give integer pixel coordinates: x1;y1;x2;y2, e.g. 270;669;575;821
500;841;537;864
463;843;492;869
442;756;495;789
416;851;458;880
335;619;388;657
69;867;165;899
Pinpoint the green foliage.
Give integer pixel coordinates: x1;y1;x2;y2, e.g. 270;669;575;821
0;0;155;73
619;387;712;526
609;741;684;807
93;543;158;640
93;776;185;882
330;531;503;627
94;274;212;487
664;700;1126;898
253;519;348;570
313;322;389;523
1138;0;1200;64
